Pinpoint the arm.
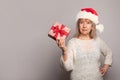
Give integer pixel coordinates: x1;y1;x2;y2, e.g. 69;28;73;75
100;38;112;67
57;39;74;71
56;39;68;61
99;38;113;76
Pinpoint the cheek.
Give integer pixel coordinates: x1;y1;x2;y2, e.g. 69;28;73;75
88;25;92;30
88;27;92;31
79;26;82;31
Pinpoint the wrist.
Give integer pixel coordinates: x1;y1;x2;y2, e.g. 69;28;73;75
103;64;109;71
103;64;109;68
62;46;67;52
62;47;67;55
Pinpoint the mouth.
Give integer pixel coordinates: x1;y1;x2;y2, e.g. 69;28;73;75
82;29;87;31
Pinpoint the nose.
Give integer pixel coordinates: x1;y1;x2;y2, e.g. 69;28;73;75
83;23;87;28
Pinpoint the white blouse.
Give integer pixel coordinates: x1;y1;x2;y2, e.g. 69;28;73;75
60;37;112;80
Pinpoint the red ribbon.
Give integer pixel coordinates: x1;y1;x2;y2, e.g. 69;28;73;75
51;24;68;40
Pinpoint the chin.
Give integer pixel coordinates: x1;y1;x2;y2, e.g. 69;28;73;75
81;32;89;35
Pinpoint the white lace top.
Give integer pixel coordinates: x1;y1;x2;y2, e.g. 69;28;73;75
60;37;112;80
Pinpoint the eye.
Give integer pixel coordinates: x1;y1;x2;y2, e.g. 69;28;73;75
87;22;91;24
80;21;83;24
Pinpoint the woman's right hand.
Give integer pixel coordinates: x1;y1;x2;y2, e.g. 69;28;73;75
56;39;66;52
56;39;67;61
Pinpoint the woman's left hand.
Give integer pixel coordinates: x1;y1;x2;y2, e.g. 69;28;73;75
99;64;109;76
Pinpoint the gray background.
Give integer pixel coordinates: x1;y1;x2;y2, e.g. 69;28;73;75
0;0;119;80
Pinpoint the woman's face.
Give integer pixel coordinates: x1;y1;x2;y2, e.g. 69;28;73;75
79;19;92;35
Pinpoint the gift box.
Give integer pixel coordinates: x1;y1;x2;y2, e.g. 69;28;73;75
48;22;71;40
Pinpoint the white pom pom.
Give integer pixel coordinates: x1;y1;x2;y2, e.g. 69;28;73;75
96;24;104;33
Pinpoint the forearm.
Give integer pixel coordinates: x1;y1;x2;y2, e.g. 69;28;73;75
103;64;110;68
62;53;67;61
62;47;68;61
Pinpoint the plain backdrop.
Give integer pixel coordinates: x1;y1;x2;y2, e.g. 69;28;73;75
0;0;120;80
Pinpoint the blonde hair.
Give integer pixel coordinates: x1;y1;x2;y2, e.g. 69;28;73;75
73;19;97;39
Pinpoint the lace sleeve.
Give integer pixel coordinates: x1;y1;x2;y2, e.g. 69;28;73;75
99;38;113;67
60;39;75;71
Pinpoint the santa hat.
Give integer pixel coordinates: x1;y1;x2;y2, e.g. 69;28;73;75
76;8;104;33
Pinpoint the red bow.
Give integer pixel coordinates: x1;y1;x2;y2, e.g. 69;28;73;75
51;24;68;40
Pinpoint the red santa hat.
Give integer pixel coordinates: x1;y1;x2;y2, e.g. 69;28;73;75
76;8;104;33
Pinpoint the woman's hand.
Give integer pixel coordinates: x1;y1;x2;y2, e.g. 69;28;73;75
56;39;67;61
56;39;66;52
99;64;109;76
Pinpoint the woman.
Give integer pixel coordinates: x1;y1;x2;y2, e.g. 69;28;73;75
56;8;112;80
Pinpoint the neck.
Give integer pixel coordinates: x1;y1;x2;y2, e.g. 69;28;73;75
78;34;91;40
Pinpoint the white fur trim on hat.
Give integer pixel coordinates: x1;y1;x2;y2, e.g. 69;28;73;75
76;11;99;24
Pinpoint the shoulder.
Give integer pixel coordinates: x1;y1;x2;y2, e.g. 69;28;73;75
68;38;78;43
95;36;104;43
66;38;78;46
95;36;108;46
